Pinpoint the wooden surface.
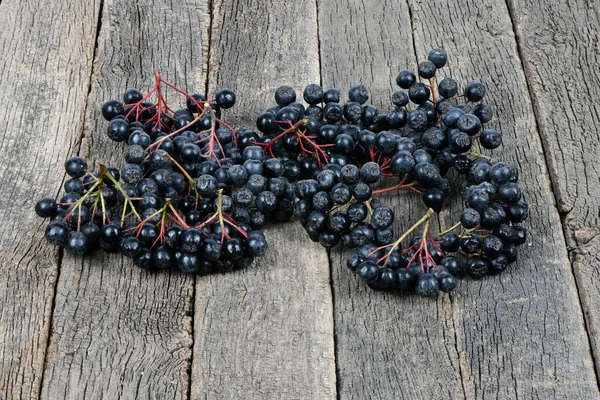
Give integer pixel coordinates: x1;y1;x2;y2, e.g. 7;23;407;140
507;0;600;382
190;2;335;398
410;0;600;397
1;0;599;398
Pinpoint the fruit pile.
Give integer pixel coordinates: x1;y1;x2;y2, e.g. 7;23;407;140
35;49;529;296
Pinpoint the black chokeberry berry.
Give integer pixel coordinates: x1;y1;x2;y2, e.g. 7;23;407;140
466;256;489;278
106;118;130;142
274;85;296;107
102;99;124;120
422;188;445;212
396;70;416;89
408;83;431;105
440;233;459;252
36;198;58;218
415;273;439;297
45;221;69;246
216;88;236;109
123;88;144;104
121;237;142;258
65;231;88;255
64;157;88;178
428;48;448;68
418;60;437;79
439;274;457;293
303;83;324;104
438;77;458;98
464;81;486;102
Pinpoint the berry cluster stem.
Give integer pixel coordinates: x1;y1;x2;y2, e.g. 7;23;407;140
129;199;171;243
63;174;105;230
439;222;461;237
258;118;309;158
194;189;248;243
167;202;190;229
368;208;434;266
164;154;200;198
99;164;141;224
372;175;423;196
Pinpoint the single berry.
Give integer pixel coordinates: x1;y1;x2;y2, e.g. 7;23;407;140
102;99;124;120
396;70;417;89
65;231;88;255
415;273;439;297
418;60;437;79
464;81;486;102
303;83;324;104
428;48;448;68
64;157;88;178
215;88;236;109
274;85;296;106
35;198;58;218
439;274;457;293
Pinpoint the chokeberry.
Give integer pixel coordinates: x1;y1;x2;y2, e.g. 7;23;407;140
216;88;236;109
35;198;58;218
415;273;439;297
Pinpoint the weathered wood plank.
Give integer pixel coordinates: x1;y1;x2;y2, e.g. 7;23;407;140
190;0;336;398
0;0;100;398
410;0;600;397
318;1;466;398
506;0;600;381
40;0;209;398
192;223;335;399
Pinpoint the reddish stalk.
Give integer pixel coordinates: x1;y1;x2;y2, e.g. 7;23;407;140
428;77;437;106
129;70;240;164
372;175;423;196
367;208;434;267
388;217;441;273
163;154;200;198
146;114;202;151
257;118;309;158
202;105;226;164
380;157;391;171
369;147;377;162
99;164;141;225
167;202;190;229
257;118;332;166
124;86;158;122
158;74;238;140
193;189;248;243
297;133;333;167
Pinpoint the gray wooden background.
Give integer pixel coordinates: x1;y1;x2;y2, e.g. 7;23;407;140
1;0;599;398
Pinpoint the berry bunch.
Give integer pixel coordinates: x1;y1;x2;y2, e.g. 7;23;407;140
37;71;270;273
35;49;529;297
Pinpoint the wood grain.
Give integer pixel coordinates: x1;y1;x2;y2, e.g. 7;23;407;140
410;0;600;397
318;0;466;398
506;0;600;381
190;0;336;398
0;0;100;398
2;0;599;398
192;223;336;399
39;0;209;398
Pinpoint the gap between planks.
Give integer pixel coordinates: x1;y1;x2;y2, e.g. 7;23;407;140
187;0;214;399
315;0;341;396
405;0;467;395
37;0;105;396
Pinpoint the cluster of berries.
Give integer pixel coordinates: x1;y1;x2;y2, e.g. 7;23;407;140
35;49;529;296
